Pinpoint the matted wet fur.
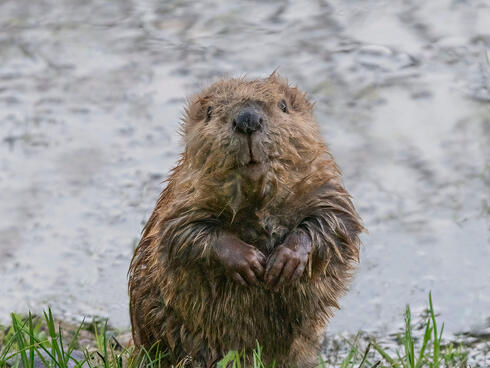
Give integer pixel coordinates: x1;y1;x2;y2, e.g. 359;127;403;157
128;74;363;367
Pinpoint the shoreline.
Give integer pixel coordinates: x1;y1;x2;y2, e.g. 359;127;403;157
1;296;488;367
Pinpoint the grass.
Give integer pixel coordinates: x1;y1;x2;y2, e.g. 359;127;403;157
369;292;468;368
0;293;473;368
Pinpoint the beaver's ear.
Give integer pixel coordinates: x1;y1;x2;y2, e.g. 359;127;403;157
183;95;211;125
284;86;314;113
267;68;281;82
181;95;205;136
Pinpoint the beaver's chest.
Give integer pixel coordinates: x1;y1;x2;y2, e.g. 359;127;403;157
220;208;294;256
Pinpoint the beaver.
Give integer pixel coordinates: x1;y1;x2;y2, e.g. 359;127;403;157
128;73;363;367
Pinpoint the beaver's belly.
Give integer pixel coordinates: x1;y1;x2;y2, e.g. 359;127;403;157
163;267;332;356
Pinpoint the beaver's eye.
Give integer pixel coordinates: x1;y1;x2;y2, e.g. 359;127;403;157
205;106;213;122
278;99;288;114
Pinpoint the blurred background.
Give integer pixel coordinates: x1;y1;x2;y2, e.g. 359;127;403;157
0;0;488;340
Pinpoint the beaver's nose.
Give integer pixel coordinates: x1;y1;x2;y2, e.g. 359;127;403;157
232;107;264;135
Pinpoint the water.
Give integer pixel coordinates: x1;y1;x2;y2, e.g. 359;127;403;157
0;0;489;338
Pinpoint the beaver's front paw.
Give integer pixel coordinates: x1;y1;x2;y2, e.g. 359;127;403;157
213;232;266;287
265;230;312;292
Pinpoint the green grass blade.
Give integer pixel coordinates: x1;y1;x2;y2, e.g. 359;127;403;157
252;341;264;368
25;330;63;368
438;322;444;343
357;343;371;368
371;341;399;368
58;323;67;366
32;344;52;368
404;305;415;368
19;313;65;368
428;292;440;368
28;312;35;368
44;308;65;366
1;316;31;366
11;313;29;368
1;327;23;363
67;317;85;357
415;318;432;368
103;320;109;368
340;344;356;368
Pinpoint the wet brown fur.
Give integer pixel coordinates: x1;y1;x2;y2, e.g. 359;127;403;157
128;74;363;367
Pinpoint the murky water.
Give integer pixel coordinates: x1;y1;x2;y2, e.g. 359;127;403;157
0;0;489;338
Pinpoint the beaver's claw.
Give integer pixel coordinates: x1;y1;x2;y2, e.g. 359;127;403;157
213;232;266;287
265;230;312;292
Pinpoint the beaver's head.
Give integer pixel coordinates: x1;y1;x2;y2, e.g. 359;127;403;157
179;74;335;211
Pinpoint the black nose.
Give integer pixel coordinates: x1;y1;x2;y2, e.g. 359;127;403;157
232;107;264;135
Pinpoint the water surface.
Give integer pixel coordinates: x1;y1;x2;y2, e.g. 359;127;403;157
0;0;489;337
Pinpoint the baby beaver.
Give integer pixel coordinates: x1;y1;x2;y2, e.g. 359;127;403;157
128;74;363;367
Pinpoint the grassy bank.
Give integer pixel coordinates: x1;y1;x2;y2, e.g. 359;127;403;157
0;293;482;367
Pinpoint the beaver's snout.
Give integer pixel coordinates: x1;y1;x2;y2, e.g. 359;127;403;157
232;106;264;135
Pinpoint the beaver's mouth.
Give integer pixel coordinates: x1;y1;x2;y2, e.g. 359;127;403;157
246;159;261;166
245;160;263;170
234;135;266;179
242;145;265;178
246;136;263;167
236;159;263;170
